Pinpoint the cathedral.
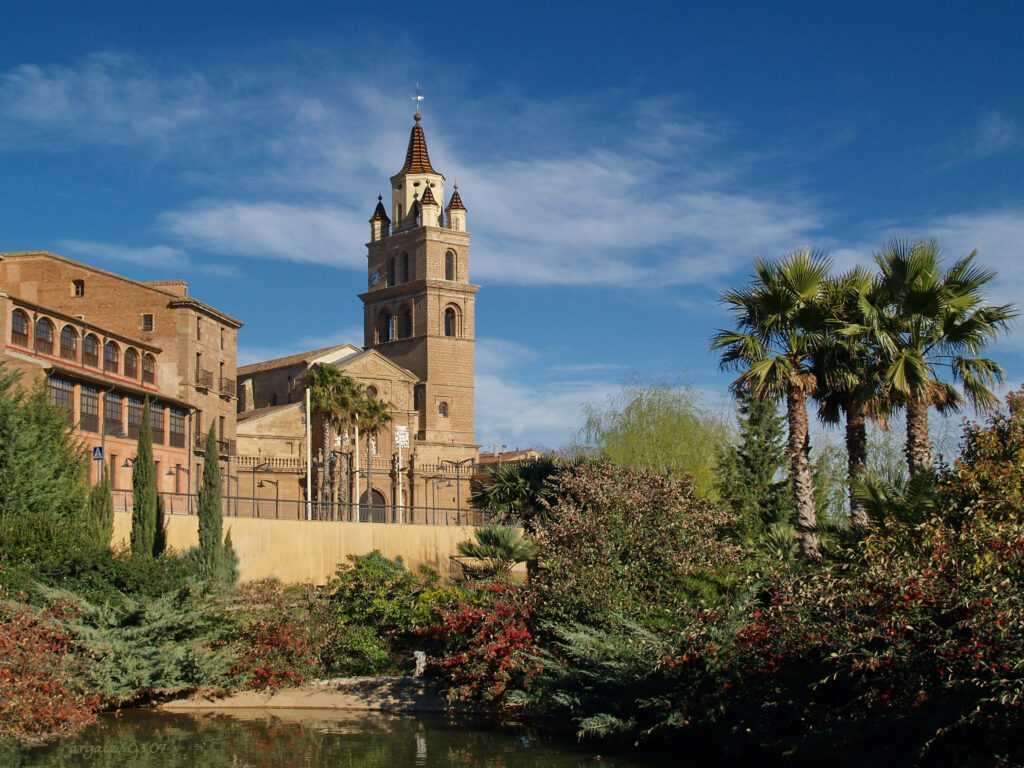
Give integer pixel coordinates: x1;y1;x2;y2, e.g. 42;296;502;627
234;108;481;517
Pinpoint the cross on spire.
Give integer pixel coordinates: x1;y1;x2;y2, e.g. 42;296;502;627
411;83;424;121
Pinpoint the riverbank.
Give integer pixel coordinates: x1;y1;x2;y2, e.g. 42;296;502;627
161;676;455;713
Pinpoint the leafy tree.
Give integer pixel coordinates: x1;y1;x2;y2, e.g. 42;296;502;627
0;365;89;561
860;238;1016;477
712;249;834;558
87;464;114;551
456;525;537;580
714;389;792;540
130;401;157;557
578;379;731;497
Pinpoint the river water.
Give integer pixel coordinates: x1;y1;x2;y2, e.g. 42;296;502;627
7;708;667;767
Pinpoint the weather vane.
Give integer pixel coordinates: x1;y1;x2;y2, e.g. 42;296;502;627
411;84;424;117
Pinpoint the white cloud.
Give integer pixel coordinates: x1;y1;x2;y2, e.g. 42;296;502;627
57;238;239;278
967;110;1019;158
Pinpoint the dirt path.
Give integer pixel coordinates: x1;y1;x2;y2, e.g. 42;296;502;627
162;676;452;713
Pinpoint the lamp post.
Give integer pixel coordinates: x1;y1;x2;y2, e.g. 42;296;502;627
165;465;192;514
246;462;269;518
427;475;446;525
224;475;239;516
257;479;280;519
98;423;125;484
440;458;475;525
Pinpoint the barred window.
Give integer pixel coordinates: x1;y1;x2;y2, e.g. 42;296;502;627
10;309;29;346
60;326;78;361
83;334;99;367
80;386;99;432
48;377;74;426
142;354;155;385
127;397;143;439
104;342;119;374
104;392;123;431
150;403;165;445
124;348;138;379
169;408;186;448
141;313;154;332
34;318;54;354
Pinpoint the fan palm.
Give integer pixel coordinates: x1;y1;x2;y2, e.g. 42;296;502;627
857;238;1016;478
304;364;363;504
355;393;392;518
456;524;538;580
712;248;834;559
470;456;563;534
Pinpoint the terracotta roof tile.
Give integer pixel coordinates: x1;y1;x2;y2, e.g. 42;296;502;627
369;195;391;222
420;185;438;206
237;344;355;375
398;118;437;175
445;187;466;211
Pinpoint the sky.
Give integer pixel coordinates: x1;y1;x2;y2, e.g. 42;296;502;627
2;1;1023;451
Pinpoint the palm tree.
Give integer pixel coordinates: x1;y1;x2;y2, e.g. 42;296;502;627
456;524;538;580
304;364;363;504
470;456;564;534
859;238;1016;478
814;267;894;525
712;248;834;559
355;393;392;520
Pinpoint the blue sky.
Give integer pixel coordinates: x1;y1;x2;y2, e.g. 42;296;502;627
3;1;1023;450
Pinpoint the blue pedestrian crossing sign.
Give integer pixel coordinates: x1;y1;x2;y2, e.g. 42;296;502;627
92;446;104;461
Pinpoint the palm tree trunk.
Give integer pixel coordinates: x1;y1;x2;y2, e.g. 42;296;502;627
321;419;331;507
365;432;374;521
905;396;932;478
845;403;868;526
786;388;819;559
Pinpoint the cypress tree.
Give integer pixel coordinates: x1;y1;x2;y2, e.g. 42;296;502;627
88;463;115;550
197;425;223;577
130;400;157;556
153;493;167;556
715;390;793;539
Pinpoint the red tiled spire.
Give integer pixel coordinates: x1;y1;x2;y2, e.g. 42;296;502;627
420;185;438;206
445;185;466;211
369;194;391;222
398;114;438;175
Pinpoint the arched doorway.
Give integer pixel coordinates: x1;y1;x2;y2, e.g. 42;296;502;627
359;488;387;523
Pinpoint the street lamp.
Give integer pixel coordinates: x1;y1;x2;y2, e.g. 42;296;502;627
246;462;269;518
166;465;192;514
257;479;280;519
440;458;476;524
426;475;447;525
97;423;125;484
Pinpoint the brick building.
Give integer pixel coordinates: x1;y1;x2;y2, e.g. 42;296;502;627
236;109;480;518
0;251;242;502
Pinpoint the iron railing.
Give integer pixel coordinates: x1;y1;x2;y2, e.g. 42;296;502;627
195;368;214;389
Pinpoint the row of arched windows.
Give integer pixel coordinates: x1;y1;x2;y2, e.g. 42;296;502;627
10;309;156;384
375;304;462;343
386;253;413;287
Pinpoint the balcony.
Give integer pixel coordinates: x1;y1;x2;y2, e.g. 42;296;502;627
219;377;236;397
195;368;214;390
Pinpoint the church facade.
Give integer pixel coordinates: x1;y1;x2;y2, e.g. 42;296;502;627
235;110;480;517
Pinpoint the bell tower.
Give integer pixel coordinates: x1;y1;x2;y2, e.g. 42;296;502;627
360;108;479;450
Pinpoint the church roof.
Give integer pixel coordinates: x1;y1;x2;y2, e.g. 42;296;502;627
420;185;438;206
369;195;390;222
237;343;360;375
398;115;438;175
446;186;466;211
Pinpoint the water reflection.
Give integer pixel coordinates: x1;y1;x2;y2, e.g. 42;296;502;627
9;708;657;767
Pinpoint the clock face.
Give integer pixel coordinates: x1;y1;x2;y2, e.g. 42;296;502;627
370;269;381;286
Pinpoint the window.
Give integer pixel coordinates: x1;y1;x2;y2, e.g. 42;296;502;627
444;307;457;337
83;334;100;367
220;327;225;350
48;377;74;426
104;392;123;432
80;386;99;432
438;401;448;418
10;309;29;346
141;313;154;332
401;252;410;283
196;316;201;341
387;257;396;286
445;250;455;281
72;280;85;297
104;341;119;373
142;354;155;385
60;326;78;361
398;307;412;339
366;386;378;399
127;397;143;439
169;409;186;448
150;403;165;445
124;348;138;379
34;318;54;354
219;415;226;441
378;311;392;343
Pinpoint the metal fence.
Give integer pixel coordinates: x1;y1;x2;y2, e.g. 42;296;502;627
111;489;487;526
